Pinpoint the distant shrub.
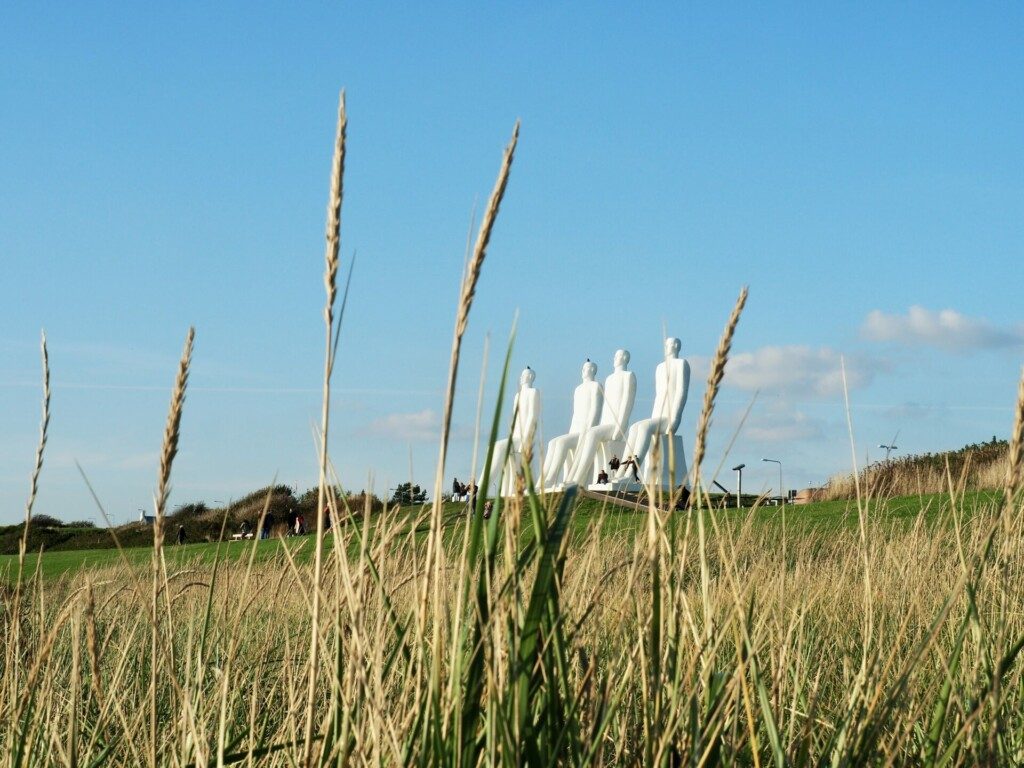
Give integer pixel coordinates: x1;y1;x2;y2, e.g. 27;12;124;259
169;502;208;519
339;491;385;516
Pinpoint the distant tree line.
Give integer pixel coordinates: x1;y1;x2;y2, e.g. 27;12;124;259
1;484;397;555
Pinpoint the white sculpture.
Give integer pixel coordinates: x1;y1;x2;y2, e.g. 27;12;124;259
618;337;690;487
542;359;603;489
483;366;543;495
566;350;637;486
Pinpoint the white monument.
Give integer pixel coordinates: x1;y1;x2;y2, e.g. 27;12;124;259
566;349;637;487
483;366;543;496
542;359;603;490
617;337;689;488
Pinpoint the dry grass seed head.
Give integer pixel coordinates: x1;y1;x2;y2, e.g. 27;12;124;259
155;327;195;523
692;287;748;493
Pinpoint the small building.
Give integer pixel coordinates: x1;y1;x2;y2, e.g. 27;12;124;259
793;488;824;505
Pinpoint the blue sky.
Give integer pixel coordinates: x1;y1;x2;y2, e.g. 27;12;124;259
2;3;1022;525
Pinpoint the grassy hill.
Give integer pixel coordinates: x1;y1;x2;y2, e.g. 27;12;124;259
823;436;1009;499
2;487;1006;583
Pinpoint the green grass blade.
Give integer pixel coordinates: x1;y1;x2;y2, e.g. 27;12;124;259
922;587;973;765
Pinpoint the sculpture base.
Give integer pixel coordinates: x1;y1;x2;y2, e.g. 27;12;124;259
642;434;688;488
586;478;643;493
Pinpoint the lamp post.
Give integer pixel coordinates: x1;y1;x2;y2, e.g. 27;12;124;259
877;443;898;462
762;458;783;505
732;464;745;508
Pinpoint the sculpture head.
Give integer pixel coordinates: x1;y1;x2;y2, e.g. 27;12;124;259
613;349;630;370
664;337;681;359
581;359;597;381
520;366;536;388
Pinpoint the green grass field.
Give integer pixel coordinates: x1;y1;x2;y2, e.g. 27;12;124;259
2;489;1000;583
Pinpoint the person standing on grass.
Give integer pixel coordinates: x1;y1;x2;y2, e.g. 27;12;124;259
177;525;186;545
261;512;274;539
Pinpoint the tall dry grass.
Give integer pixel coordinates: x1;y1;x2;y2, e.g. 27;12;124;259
5;94;1024;767
824;442;1013;502
5;488;1024;765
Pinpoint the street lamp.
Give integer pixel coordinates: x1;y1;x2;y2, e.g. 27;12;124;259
762;458;783;505
732;464;745;508
877;444;898;462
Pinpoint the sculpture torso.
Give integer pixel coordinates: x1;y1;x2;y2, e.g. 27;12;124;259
513;386;542;447
650;357;689;435
568;380;602;435
601;369;637;439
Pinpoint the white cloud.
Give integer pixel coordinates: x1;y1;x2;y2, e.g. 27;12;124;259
724;346;879;398
861;306;1024;352
366;409;442;442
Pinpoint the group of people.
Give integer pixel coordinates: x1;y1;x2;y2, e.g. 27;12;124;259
599;453;641;484
453;476;491;517
241;508;329;540
173;506;330;545
235;513;281;540
287;507;335;536
451;478;477;504
595;454;640;484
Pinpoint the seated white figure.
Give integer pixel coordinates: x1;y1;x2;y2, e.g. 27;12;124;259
618;337;690;488
542;359;603;490
566;349;637;487
483;366;543;496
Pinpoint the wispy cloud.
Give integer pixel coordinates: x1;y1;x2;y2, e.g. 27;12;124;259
724;346;881;398
743;410;826;442
48;448;161;471
365;409;442;441
861;306;1024;352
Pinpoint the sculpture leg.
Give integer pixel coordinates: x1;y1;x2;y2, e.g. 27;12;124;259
621;419;668;482
502;449;521;496
543;434;580;488
482;438;510;493
567;431;601;485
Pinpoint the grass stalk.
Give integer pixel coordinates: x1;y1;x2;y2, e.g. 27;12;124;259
304;88;347;768
8;331;48;722
150;326;193;768
1003;367;1024;507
